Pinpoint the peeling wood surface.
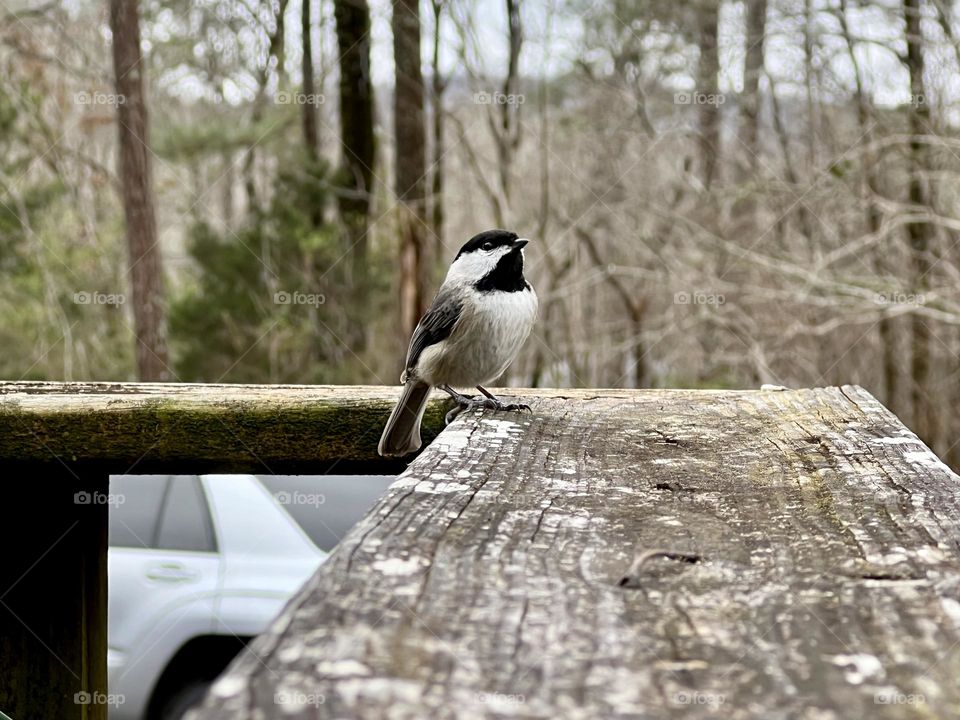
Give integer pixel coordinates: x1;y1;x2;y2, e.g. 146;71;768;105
0;382;456;473
189;385;960;719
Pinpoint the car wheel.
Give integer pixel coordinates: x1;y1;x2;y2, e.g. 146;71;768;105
159;680;211;720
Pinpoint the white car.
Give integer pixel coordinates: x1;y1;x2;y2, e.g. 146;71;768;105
106;474;390;720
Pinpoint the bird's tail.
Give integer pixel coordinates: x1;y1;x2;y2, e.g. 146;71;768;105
378;380;432;457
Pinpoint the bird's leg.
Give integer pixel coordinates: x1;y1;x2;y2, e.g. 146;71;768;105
475;385;531;414
439;384;476;405
439;384;480;424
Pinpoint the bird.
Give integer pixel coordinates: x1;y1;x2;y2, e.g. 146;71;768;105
378;229;538;457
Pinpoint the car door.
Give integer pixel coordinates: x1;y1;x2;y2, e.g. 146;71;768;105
200;474;324;636
108;476;222;716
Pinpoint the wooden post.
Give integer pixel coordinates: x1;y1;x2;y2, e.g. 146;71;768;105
0;473;108;720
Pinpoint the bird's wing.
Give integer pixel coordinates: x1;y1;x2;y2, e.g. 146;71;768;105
404;287;463;376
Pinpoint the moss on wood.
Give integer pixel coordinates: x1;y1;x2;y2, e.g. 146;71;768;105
0;384;452;473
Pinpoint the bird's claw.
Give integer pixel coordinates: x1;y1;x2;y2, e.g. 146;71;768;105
444;404;465;425
501;402;531;413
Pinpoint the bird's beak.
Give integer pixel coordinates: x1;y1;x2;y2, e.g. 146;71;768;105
513;238;529;250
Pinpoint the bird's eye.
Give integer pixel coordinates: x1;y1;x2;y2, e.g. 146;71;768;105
482;242;494;251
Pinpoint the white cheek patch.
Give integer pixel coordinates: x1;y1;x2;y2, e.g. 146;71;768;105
446;247;513;284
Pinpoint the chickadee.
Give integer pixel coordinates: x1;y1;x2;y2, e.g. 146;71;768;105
378;229;538;457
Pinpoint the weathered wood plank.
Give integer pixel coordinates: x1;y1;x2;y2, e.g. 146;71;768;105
0;382;454;474
189;385;960;719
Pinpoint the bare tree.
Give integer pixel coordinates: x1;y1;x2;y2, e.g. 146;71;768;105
109;0;169;381
450;0;524;227
394;0;429;337
742;0;767;162
697;0;720;189
333;0;375;270
302;0;322;227
245;0;289;215
903;0;935;445
428;0;447;260
302;0;319;165
495;0;523;216
838;0;897;406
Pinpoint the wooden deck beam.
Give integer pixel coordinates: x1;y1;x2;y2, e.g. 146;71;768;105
183;385;960;719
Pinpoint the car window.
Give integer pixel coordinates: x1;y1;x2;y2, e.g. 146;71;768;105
108;475;170;548
257;475;395;553
156;475;218;553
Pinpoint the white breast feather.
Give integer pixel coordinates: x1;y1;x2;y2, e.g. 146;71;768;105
416;287;537;387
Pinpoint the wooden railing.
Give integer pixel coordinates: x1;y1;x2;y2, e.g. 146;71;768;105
3;383;959;719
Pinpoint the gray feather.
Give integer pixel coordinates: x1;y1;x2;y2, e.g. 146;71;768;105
404;287;463;378
378;380;432;457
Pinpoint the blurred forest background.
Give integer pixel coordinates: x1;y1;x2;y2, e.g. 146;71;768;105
1;0;959;468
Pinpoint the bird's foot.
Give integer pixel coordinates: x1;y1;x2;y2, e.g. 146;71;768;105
475;384;531;414
441;385;531;425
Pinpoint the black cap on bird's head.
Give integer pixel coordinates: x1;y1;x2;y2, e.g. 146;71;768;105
455;229;528;260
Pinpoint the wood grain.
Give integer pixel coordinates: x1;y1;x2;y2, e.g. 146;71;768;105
187;385;960;719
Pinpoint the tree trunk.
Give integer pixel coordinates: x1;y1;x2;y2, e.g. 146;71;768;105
732;0;766;232
394;0;428;338
246;0;289;218
109;0;169;381
302;0;322;227
802;0;819;172
839;0;898;408
334;0;375;268
222;149;234;230
697;0;720;189
429;0;446;265
302;0;319;164
499;0;522;205
903;0;935;445
742;0;767;162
